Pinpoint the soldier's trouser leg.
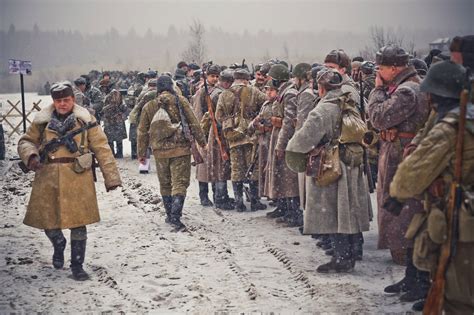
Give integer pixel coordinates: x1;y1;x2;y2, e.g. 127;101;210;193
155;155;191;197
45;229;66;269
70;226;89;281
317;234;353;273
131;140;137;159
199;182;213;206
229;144;253;182
115;141;123;158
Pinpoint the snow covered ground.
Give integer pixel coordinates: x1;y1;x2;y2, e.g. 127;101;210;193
0;93;415;314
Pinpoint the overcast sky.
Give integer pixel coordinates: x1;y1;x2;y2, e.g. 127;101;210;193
1;0;472;35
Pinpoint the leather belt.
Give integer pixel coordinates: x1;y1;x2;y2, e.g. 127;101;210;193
48;157;76;164
258;125;273;133
380;128;416;142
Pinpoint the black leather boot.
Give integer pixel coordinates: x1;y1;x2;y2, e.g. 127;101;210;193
162;195;173;223
47;232;66;269
170;195;186;230
250;181;267;211
385;248;417;294
199;182;213;207
350;232;364;261
266;199;287;218
215;181;234;210
232;181;247;212
286;197;302;227
400;267;430;302
70;240;89;281
317;234;353;273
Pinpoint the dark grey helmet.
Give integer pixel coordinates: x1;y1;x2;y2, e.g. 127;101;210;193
292;63;312;79
409;58;428;76
268;64;290;81
360;61;376;75
206;64;221;75
219;69;234;82
420;60;466;99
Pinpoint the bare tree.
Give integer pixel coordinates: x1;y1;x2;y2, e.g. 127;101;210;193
182;19;206;65
282;42;290;62
360;26;407;60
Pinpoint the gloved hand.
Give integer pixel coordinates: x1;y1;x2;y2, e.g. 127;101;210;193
383;196;404;216
28;155;43;172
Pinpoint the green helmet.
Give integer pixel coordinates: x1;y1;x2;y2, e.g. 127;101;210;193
420;61;466;99
268;64;290;81
292;63;312;79
285;151;307;173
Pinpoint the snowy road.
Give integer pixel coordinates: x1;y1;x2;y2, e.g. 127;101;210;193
0;153;418;313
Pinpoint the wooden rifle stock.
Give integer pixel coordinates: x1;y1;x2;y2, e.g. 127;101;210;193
202;73;229;161
423;88;469;315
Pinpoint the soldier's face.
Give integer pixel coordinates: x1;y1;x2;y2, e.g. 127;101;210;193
265;88;277;100
377;65;397;82
325;63;346;75
207;74;219;86
255;71;267;84
53;96;75;115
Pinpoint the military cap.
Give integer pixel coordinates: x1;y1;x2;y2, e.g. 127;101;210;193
174;68;186;80
74;77;86;86
156;75;174;94
188;63;200;70
375;45;409;67
207;64;221;75
310;65;325;80
409;58;428;76
148;78;157;87
146;70;158;78
324;49;351;69
268;64;290;81
260;62;272;75
316;67;343;91
254;64;262;72
420;60;466;99
233;68;251;80
352;56;364;62
219;69;234;82
177;61;188;69
450;35;474;53
292;63;312;79
311;62;322;68
50;81;74;99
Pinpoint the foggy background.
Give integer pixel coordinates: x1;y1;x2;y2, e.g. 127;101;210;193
0;0;472;93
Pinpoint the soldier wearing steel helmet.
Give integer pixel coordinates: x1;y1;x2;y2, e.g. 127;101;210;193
264;64;300;225
386;60;474;313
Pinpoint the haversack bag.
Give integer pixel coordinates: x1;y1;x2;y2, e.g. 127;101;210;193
338;93;368;144
306;142;342;187
73;152;93;174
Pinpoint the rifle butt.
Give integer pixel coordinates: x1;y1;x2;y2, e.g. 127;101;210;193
423;281;445;315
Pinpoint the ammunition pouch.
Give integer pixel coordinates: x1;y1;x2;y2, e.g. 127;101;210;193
339;143;364;167
73;152;93;174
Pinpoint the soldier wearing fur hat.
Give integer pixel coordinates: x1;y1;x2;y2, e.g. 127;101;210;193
264;64;300;226
215;68;267;212
137;75;206;230
17;81;122;281
286;68;371;272
324;49;360;106
367;45;431;303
